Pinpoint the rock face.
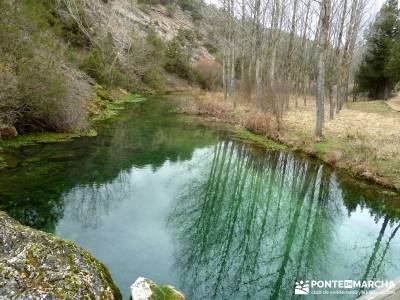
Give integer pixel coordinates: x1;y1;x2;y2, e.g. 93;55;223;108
0;211;121;299
63;0;214;63
131;277;186;300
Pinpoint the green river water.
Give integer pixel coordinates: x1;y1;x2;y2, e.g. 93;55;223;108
0;98;399;299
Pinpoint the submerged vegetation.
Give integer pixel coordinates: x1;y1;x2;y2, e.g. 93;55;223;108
0;130;97;150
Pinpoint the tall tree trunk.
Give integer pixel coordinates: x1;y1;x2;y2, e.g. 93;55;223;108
254;0;263;107
329;87;334;120
337;0;358;112
315;0;330;138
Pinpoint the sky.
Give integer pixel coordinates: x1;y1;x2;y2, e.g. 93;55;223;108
205;0;393;17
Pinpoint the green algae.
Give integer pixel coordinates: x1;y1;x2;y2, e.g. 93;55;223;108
0;155;7;170
0;129;97;150
93;93;146;121
151;285;184;300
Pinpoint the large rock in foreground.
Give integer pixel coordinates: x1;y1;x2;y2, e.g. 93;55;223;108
0;211;121;299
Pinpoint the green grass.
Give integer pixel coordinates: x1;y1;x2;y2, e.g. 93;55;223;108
346;101;397;116
314;142;328;155
236;128;287;150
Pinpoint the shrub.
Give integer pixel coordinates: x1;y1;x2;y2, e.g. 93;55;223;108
0;0;88;133
138;0;161;5
143;69;166;91
193;59;222;90
191;9;202;22
122;27;166;91
204;42;218;54
166;4;176;17
177;28;196;46
178;0;195;11
79;34;131;89
164;37;193;80
80;49;106;84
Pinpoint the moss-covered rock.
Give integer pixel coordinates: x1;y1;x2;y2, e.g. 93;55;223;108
130;277;185;300
0;211;121;299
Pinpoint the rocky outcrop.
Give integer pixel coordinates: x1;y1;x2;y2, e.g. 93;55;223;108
0;211;121;299
131;277;186;300
62;0;214;62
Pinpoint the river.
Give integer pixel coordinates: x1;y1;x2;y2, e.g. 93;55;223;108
0;97;399;299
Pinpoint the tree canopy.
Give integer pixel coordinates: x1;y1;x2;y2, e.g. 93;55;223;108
355;0;400;99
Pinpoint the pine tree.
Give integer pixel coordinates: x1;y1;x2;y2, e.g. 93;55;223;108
385;38;400;86
355;0;400;99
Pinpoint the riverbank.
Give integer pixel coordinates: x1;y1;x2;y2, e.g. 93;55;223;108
175;91;400;193
0;87;145;170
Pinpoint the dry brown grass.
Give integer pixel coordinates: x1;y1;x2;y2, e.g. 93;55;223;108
177;91;277;137
386;93;400;112
177;91;400;191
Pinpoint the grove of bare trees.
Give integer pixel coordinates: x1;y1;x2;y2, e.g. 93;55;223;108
215;0;370;137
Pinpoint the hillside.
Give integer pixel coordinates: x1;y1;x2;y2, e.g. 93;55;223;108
77;0;214;61
0;0;216;141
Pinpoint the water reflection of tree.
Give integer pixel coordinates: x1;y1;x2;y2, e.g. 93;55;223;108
168;141;341;299
355;217;400;296
0;99;218;231
61;171;131;229
337;179;400;296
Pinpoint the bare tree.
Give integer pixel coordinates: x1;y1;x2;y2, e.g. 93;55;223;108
315;0;331;138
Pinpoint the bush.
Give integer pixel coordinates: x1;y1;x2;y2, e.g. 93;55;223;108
166;4;176;17
191;9;202;22
178;0;195;11
79;34;131;89
164;37;194;80
80;49;106;84
0;0;87;133
143;69;166;91
193;59;222;90
122;27;166;91
138;0;162;5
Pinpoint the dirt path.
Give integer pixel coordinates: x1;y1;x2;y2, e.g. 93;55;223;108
386;94;400;112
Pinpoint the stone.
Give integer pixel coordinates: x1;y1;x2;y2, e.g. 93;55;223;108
357;278;400;300
0;211;121;299
130;277;186;300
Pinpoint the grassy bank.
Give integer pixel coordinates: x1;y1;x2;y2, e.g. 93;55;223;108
176;91;400;193
0;89;145;170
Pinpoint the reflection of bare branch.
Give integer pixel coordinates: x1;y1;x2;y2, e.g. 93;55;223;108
168;141;339;299
61;171;130;228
